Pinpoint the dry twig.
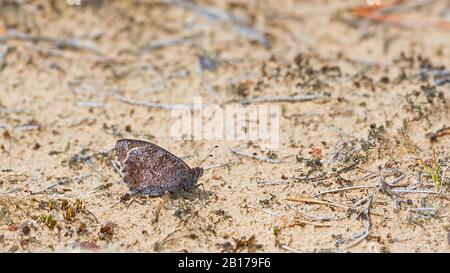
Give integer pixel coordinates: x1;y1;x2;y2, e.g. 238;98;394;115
313;185;376;198
136;35;198;53
0;45;10;68
0;30;103;55
230;148;286;164
337;195;373;249
286;197;350;210
230;93;329;105
116;95;203;110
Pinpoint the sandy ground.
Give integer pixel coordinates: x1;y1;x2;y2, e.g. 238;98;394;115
0;0;449;253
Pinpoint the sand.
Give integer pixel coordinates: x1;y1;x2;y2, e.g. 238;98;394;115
0;0;449;253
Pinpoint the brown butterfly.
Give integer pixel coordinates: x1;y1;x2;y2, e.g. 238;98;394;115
115;139;209;196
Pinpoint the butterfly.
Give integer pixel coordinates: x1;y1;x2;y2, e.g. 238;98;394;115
115;139;207;196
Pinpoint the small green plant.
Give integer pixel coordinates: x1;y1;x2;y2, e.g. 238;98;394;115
400;127;440;190
39;214;57;230
416;150;440;191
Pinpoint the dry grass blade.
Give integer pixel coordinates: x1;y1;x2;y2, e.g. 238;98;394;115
352;0;450;29
75;101;104;108
290;219;332;227
438;163;450;198
230;93;329;105
391;189;437;194
136;35;198;53
286;197;350;210
116;95;203;110
288;205;348;222
0;30;103;55
0;45;10;67
337;195;373;249
313;185;376;197
280;244;303;253
178;1;269;47
246;204;279;217
229;148;286;164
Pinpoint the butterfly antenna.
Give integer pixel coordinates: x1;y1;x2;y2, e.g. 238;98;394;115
196;145;219;168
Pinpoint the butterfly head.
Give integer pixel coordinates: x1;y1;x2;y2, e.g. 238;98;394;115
193;167;204;179
183;167;203;191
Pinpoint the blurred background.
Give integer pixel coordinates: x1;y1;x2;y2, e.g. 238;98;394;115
0;0;449;253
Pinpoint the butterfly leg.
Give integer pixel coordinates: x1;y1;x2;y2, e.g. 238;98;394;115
127;195;146;208
194;183;207;208
153;192;171;224
111;193;132;208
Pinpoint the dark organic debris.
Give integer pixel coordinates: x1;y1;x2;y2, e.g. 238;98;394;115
427;126;450;143
198;54;218;72
99;222;115;241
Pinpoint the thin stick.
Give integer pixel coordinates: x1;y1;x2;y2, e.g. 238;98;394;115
391;189;437;194
339;195;373;249
75;101;104;108
438;163;450;198
89;182;113;195
351;168;401;183
286;197;350;210
229;148;285;164
352;0;450;29
230;93;329;105
203;162;234;170
85;159;105;177
15;124;39;131
137;35;198;53
324;142;345;168
153;192;171;224
313;185;376;197
116;95;203;110
383;173;407;187
280;244;302;253
46;179;72;191
83;208;99;224
289;206;348;222
0;30;103;55
290;219;332;227
351;171;379;183
179;2;269;48
158;229;183;248
0;45;10;67
407;207;437;212
257;179;290;186
246;205;279;217
231;24;270;48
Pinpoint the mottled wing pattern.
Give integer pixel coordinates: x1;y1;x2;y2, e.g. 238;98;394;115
115;139;195;196
115;139;151;163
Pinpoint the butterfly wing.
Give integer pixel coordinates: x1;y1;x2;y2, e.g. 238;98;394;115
115;139;195;196
115;139;154;163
